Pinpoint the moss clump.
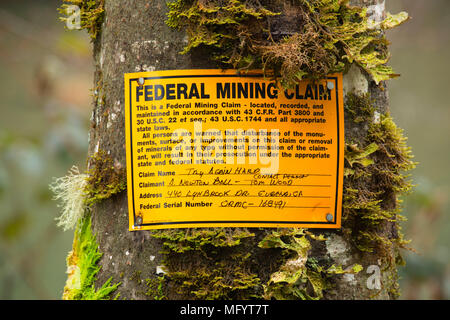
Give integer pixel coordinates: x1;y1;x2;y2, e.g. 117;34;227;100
258;229;362;300
151;228;364;300
50;150;126;231
150;228;262;299
345;92;375;124
63;213;120;300
59;0;105;40
152;227;255;254
146;94;414;301
343;92;415;264
166;0;408;87
85;149;126;206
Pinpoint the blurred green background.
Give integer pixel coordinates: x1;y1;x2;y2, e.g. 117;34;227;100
0;0;448;299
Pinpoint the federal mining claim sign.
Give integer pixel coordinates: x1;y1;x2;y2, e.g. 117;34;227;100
124;69;344;230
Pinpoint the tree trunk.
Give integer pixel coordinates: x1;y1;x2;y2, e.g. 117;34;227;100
66;0;411;300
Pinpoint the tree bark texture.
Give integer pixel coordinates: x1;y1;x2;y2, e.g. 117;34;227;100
86;0;401;300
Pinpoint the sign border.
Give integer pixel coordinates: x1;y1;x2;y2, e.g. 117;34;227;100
125;70;343;230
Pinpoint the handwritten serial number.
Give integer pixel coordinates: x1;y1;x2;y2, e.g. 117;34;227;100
220;199;287;209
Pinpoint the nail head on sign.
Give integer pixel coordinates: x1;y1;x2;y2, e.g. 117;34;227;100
327;81;334;90
326;213;333;222
138;77;145;85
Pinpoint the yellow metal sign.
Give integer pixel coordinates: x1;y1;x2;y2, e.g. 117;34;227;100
124;69;344;230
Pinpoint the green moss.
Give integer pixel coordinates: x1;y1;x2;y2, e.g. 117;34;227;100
84;149;127;206
50;150;125;233
59;0;105;40
63;213;120;300
166;0;408;88
343;92;415;264
258;229;362;300
345;92;375;124
152;228;255;254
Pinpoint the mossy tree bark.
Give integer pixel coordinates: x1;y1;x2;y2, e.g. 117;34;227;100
80;0;409;300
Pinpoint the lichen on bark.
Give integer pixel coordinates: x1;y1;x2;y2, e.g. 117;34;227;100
340;91;415;298
58;0;105;40
165;0;408;87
